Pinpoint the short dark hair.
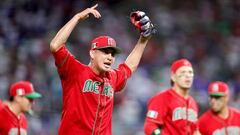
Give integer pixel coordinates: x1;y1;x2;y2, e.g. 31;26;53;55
170;79;174;86
9;96;14;102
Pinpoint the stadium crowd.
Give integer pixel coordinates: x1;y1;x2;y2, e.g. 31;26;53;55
0;0;239;134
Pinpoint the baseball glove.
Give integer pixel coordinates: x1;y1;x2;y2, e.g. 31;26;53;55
130;11;156;37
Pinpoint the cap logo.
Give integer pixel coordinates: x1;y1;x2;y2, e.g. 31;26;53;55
92;43;97;49
212;84;219;92
30;83;34;91
16;89;25;96
108;38;115;46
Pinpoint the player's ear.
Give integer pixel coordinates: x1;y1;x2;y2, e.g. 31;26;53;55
171;73;176;83
225;94;230;103
89;50;94;59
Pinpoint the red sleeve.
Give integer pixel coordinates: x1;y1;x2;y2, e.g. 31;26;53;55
146;93;168;124
144;119;159;135
112;63;132;92
198;112;208;135
52;46;83;79
52;46;73;68
144;93;168;134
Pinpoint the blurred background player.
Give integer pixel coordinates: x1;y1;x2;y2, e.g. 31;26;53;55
198;81;240;135
144;59;200;135
50;4;155;135
0;81;42;135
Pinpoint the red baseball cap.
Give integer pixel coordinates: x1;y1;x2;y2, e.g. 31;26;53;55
91;36;121;54
9;81;42;99
171;59;192;73
208;81;229;96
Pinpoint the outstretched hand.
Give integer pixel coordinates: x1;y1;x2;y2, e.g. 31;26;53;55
130;11;156;38
76;4;101;20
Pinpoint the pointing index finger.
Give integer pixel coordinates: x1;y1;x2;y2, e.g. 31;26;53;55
91;4;98;9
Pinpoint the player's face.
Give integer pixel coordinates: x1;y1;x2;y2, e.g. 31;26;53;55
209;95;228;113
92;48;116;73
17;96;33;112
172;66;194;89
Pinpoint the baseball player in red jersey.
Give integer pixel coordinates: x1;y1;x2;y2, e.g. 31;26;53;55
50;4;155;135
198;81;240;135
144;59;200;135
0;81;42;135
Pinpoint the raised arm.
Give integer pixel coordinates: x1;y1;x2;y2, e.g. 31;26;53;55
125;36;150;72
125;11;155;72
50;4;101;52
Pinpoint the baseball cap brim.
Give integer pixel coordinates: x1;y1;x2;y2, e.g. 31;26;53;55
25;92;42;99
209;92;225;97
96;46;121;54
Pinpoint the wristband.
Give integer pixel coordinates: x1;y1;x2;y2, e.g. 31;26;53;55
152;128;161;135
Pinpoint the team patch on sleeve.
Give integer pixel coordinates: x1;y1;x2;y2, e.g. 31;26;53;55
147;110;158;119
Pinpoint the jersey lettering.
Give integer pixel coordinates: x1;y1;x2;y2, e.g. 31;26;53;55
82;79;114;98
83;79;100;94
213;126;240;135
172;107;197;122
102;83;114;98
8;128;27;135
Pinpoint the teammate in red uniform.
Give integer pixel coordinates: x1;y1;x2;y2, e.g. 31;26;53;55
144;59;200;135
50;4;155;135
198;81;240;135
0;81;42;135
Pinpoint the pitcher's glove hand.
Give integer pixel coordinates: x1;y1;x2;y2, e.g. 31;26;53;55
130;11;156;38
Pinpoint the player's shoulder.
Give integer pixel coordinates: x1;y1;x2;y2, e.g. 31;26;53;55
199;110;212;122
111;63;131;73
0;101;7;117
147;89;171;107
150;89;172;100
188;95;198;104
0;99;5;110
229;107;240;116
80;63;96;74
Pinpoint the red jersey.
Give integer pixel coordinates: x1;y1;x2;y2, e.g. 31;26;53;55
144;89;198;135
0;100;28;135
198;108;240;135
53;46;132;135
